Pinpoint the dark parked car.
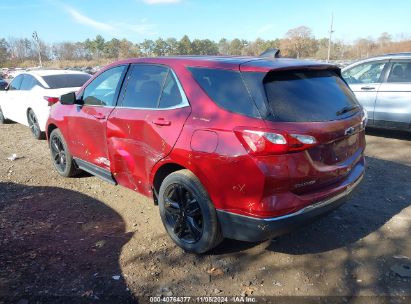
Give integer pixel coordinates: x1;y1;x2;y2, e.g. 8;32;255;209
47;56;366;253
0;78;8;90
342;53;411;131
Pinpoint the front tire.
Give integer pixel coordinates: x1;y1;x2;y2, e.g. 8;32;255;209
158;169;223;253
0;107;8;124
49;128;81;177
27;109;45;140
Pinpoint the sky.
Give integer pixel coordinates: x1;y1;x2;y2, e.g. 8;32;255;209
1;0;411;43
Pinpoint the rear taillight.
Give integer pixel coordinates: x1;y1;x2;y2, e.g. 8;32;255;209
234;128;317;156
44;96;59;106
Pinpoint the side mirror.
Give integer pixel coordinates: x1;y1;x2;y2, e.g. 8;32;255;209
60;92;82;105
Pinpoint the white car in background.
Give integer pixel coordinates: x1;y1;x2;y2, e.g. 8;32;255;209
0;70;91;139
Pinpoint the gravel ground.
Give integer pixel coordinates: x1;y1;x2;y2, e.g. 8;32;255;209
0;123;410;303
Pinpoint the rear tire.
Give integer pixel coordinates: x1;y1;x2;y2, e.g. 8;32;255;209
49;128;81;177
158;169;223;253
27;109;45;140
0;107;8;124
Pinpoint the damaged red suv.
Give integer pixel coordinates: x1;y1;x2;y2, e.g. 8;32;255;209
47;56;366;253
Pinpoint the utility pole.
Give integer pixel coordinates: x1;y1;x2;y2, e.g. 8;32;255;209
327;13;334;63
32;31;42;67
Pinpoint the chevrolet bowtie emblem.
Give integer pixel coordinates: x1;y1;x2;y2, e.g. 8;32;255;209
344;127;355;136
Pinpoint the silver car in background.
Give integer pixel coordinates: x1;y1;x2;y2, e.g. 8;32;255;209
342;53;411;131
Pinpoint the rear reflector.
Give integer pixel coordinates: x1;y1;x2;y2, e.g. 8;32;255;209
234;128;317;156
44;96;59;106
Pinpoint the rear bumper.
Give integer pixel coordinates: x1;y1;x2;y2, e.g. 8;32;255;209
37;107;51;132
216;173;363;242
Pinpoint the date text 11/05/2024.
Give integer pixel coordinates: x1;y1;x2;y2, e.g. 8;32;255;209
149;296;257;303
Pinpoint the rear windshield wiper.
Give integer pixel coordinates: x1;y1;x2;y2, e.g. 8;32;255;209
336;105;360;116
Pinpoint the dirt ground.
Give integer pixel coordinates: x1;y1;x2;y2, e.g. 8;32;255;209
0;123;410;303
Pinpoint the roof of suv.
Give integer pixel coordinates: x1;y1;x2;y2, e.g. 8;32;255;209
113;56;338;73
378;52;411;58
342;52;411;70
27;69;89;77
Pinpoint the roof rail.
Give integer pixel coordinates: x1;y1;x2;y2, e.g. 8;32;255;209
382;52;411;56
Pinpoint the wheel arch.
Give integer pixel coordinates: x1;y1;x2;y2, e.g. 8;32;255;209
47;123;58;141
151;162;187;205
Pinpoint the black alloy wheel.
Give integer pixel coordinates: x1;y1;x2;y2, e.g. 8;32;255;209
158;169;223;253
49;128;81;177
50;134;67;174
163;184;204;243
27;110;43;139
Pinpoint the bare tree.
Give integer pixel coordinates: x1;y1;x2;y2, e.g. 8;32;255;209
3;29;411;67
0;38;9;67
377;32;392;50
284;26;316;58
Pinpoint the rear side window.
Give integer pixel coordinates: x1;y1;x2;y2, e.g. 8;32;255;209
158;72;183;108
120;65;187;109
263;70;359;122
43;74;91;89
387;61;411;83
121;65;168;108
189;67;260;118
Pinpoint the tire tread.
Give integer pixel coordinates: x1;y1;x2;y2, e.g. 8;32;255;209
49;128;81;177
159;169;223;253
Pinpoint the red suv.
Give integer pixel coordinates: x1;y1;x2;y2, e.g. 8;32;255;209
47;56;366;253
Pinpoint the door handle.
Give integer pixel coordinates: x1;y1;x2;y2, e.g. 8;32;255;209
152;118;171;126
360;86;375;90
92;113;106;120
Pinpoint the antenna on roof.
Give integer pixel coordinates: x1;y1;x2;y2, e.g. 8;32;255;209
259;48;281;58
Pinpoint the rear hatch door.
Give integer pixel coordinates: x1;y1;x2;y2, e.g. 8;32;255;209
241;64;366;194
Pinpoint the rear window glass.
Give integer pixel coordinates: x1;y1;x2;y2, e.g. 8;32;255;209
43;74;91;89
262;70;359;122
189;67;260;118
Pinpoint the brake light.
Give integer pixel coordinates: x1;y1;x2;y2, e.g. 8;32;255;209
44;96;59;106
234;128;317;155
